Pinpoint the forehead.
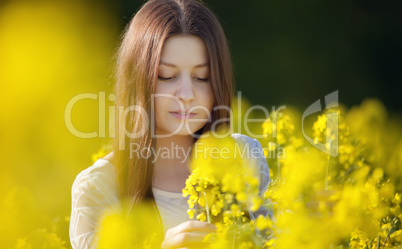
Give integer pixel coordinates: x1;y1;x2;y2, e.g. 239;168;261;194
159;35;208;67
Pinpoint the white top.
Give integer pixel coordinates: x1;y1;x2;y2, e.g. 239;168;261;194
69;133;271;249
152;187;194;235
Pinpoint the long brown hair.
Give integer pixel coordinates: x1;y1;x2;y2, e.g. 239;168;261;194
113;0;233;215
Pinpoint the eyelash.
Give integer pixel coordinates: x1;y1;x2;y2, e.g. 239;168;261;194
157;76;209;82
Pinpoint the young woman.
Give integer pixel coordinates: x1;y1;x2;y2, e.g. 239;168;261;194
69;0;270;248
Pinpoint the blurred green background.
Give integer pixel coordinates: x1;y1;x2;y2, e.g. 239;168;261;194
0;0;400;248
118;0;402;113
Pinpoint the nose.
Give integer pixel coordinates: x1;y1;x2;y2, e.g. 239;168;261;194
175;75;195;103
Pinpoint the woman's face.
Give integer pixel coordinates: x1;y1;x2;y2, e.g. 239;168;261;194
154;35;214;137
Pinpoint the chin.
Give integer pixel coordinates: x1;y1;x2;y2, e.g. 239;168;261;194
157;125;205;137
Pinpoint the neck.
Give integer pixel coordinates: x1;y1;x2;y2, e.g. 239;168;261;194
152;134;195;191
153;134;194;169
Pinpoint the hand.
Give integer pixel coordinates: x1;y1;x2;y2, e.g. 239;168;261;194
161;220;216;249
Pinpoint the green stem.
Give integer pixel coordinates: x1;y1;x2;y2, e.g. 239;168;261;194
382;229;392;249
232;223;236;249
376;235;380;249
204;190;211;223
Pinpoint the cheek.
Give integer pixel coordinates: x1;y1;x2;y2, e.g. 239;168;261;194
201;85;214;110
154;84;162;96
154;84;169;112
153;94;165;117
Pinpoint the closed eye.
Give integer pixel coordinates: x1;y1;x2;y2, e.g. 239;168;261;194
158;76;209;82
196;78;209;82
158;76;176;81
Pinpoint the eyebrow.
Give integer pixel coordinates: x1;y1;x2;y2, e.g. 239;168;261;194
159;61;209;68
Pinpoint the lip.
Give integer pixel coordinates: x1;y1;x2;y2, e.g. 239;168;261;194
169;111;196;119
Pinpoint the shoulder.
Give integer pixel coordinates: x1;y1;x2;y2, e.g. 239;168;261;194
231;133;264;152
71;158;119;205
72;158;116;189
102;151;115;165
70;158;119;249
231;133;271;186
